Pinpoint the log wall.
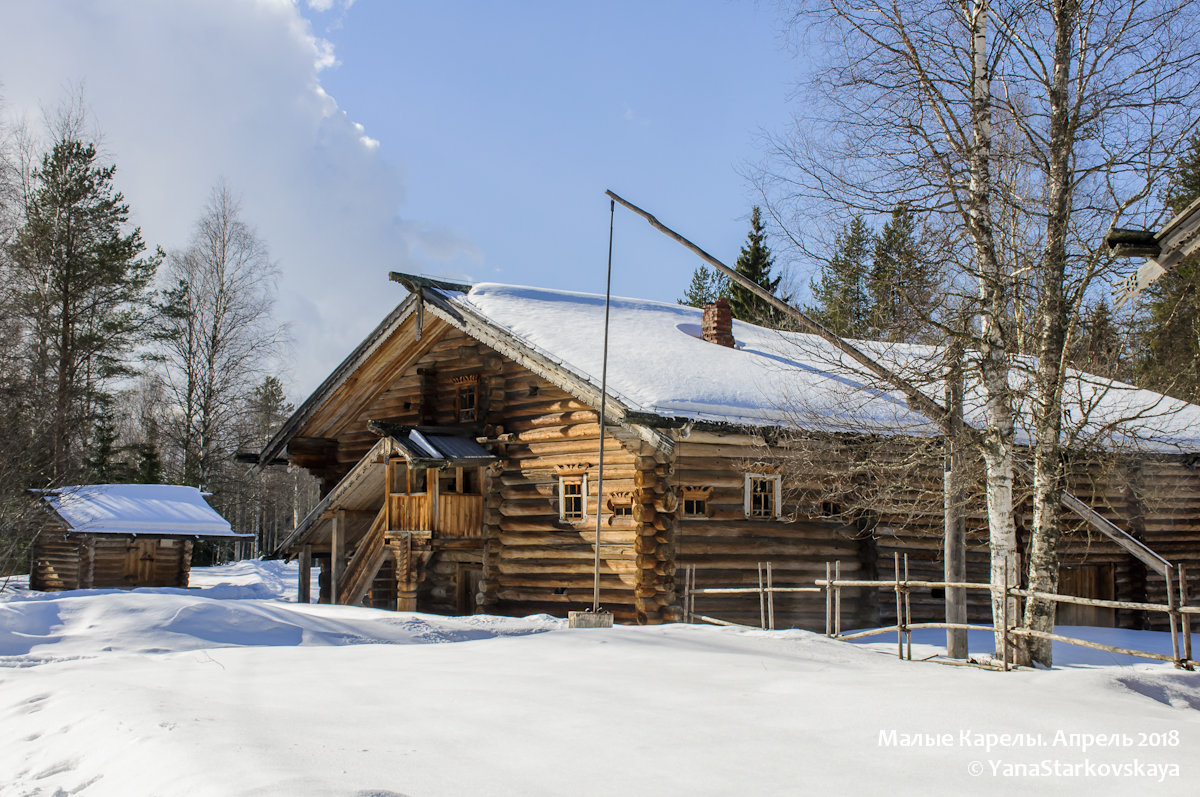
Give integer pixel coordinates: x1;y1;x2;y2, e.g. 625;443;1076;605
288;308;1200;629
308;325;645;621
31;532;192;591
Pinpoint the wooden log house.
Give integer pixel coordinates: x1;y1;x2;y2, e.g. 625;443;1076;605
260;274;1200;628
27;484;251;591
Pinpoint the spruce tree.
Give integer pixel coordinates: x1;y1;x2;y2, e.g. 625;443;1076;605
868;203;939;342
678;264;730;308
809;215;873;337
1137;133;1200;402
728;206;781;323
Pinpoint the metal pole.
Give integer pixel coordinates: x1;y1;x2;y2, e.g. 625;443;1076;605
593;198;616;613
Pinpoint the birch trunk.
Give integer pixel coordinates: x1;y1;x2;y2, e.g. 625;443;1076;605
1023;0;1078;667
965;0;1020;661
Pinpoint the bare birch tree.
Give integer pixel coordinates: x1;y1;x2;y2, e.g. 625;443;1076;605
157;182;286;489
762;0;1022;656
764;0;1200;664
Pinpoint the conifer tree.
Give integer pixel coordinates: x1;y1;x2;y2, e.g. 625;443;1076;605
809;215;872;337
1137;133;1200;403
867;203;939;342
678;264;730;308
728;206;782;323
10;137;159;480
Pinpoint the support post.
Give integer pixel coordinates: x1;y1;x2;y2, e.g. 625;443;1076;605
331;509;345;605
298;543;312;604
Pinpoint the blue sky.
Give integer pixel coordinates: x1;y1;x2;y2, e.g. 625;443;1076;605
0;0;805;398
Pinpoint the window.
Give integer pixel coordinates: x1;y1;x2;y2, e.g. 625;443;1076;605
681;486;711;519
744;473;781;519
559;475;587;522
608;490;633;519
556;464;589;524
454;375;479;422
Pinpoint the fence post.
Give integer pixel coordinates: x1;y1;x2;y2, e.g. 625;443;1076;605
1166;566;1181;668
904;553;912;661
686;564;696;624
894;553;903;660
757;562;766;630
1179;565;1192;669
1000;557;1010;672
825;561;833;637
766;561;775;631
834;560;842;637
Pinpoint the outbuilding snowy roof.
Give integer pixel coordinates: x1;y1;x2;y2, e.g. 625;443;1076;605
35;484;250;538
443;282;1200;454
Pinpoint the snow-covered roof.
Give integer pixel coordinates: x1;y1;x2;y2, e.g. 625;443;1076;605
36;484;249;538
441;282;1200;454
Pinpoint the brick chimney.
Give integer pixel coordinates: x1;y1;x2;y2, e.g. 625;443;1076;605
701;298;735;348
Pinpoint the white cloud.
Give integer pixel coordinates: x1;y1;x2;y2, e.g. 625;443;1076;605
0;0;472;399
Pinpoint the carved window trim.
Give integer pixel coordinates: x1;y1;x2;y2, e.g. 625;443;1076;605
680;486;711;519
744;473;781;519
607;490;634;519
556;464;590;523
453;374;479;423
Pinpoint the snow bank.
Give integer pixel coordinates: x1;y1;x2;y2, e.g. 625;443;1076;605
2;563;1197;795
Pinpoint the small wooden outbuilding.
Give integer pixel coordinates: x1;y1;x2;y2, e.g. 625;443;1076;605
28;484;250;591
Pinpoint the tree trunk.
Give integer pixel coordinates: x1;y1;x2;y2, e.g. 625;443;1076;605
1023;0;1078;667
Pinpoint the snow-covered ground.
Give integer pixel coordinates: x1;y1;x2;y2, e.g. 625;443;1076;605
2;562;1198;796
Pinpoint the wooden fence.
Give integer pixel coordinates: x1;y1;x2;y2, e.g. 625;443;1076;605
681;554;1197;671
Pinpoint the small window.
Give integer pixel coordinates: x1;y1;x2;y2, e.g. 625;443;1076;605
681;486;711;519
608;490;633;518
559;475;587;522
454;376;479;422
744;473;781;519
821;500;842;517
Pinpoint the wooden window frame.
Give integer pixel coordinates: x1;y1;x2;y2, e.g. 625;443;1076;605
744;473;781;520
559;474;588;523
607;490;634;520
680;486;711;520
454;375;479;423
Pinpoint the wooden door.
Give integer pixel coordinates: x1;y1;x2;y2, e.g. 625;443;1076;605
122;539;158;585
456;564;482;615
1057;564;1116;627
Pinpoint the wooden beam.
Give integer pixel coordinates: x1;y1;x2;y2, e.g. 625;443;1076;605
298;543;312;604
331;510;346;603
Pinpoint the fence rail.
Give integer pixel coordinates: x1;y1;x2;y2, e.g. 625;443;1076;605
681;555;1197;671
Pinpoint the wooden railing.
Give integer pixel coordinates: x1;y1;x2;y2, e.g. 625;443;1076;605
338;504;388;606
815;554;1197;671
437;494;483;538
390;493;431;531
388;493;483;537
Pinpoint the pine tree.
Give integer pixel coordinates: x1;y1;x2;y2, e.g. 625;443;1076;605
11;137;159;481
809;215;873;337
867;203;939;342
678;264;730;308
1137;133;1200;403
728;207;782;323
